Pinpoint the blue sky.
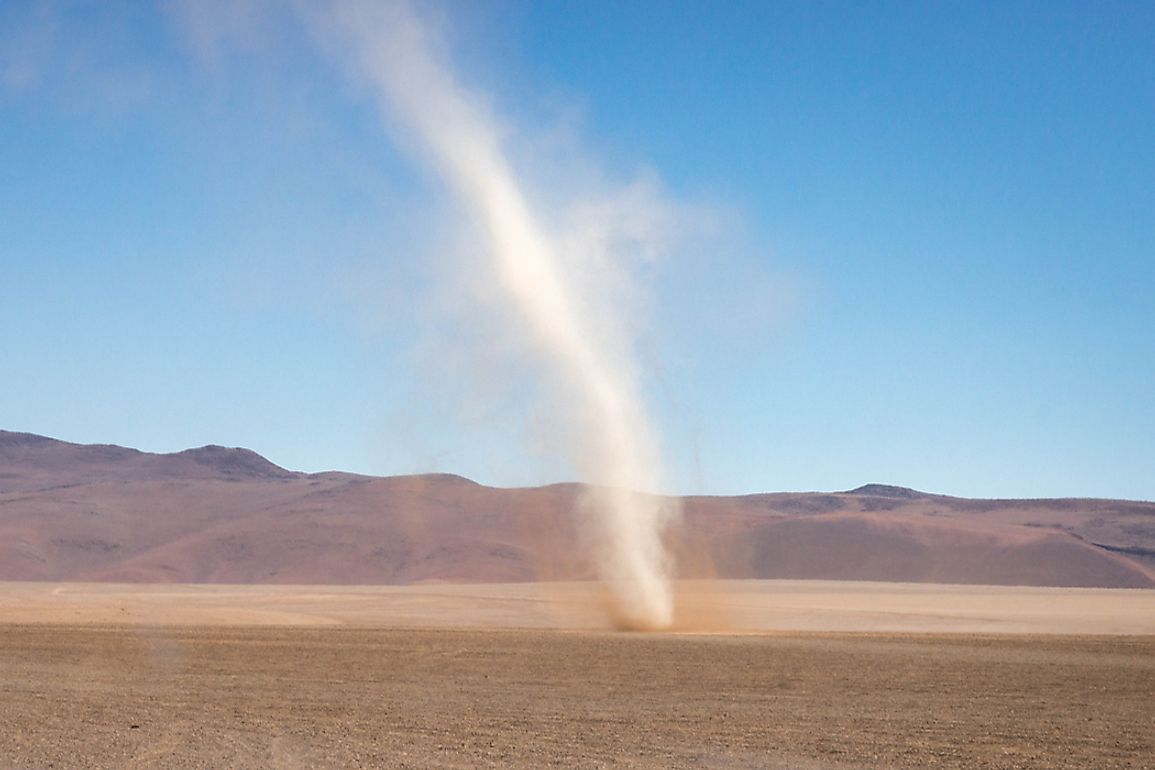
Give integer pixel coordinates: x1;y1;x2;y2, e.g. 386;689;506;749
1;1;1152;500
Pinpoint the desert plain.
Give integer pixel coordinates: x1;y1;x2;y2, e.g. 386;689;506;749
2;580;1153;770
4;433;1154;767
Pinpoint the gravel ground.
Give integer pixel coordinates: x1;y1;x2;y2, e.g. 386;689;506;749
1;625;1152;769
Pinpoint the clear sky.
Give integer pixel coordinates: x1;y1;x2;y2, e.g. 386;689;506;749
1;1;1152;501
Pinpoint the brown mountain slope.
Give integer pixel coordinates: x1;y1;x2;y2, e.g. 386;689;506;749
1;430;1152;587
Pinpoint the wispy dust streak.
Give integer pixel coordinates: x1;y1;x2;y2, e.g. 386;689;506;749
317;2;677;629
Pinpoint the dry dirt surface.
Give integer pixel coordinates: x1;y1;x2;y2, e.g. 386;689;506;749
1;582;1154;769
1;626;1153;770
2;580;1154;634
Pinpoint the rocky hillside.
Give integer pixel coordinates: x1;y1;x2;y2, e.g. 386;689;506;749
2;430;1152;587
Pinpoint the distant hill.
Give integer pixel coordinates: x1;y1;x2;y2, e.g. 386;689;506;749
1;429;1152;588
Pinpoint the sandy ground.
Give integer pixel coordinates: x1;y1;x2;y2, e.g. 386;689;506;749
1;581;1153;769
0;580;1153;634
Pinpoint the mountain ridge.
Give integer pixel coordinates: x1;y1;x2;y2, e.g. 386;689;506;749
1;430;1152;588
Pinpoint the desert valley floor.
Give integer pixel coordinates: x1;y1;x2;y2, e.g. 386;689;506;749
1;580;1153;769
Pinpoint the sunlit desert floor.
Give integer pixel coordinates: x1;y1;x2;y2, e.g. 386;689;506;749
2;579;1154;634
2;581;1153;769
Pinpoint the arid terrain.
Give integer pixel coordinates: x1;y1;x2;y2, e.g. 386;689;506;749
2;430;1153;588
4;431;1154;768
3;580;1155;635
1;582;1153;769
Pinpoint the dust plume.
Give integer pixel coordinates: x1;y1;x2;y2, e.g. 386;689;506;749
308;2;679;629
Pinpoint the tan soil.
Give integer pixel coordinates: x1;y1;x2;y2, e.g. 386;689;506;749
3;581;1154;635
1;624;1153;769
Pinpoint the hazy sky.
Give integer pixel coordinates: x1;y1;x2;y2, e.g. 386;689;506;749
2;1;1152;500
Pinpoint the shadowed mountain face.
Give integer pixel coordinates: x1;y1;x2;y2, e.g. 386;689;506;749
1;430;1153;587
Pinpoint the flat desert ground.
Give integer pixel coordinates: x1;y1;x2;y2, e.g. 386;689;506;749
2;581;1153;769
